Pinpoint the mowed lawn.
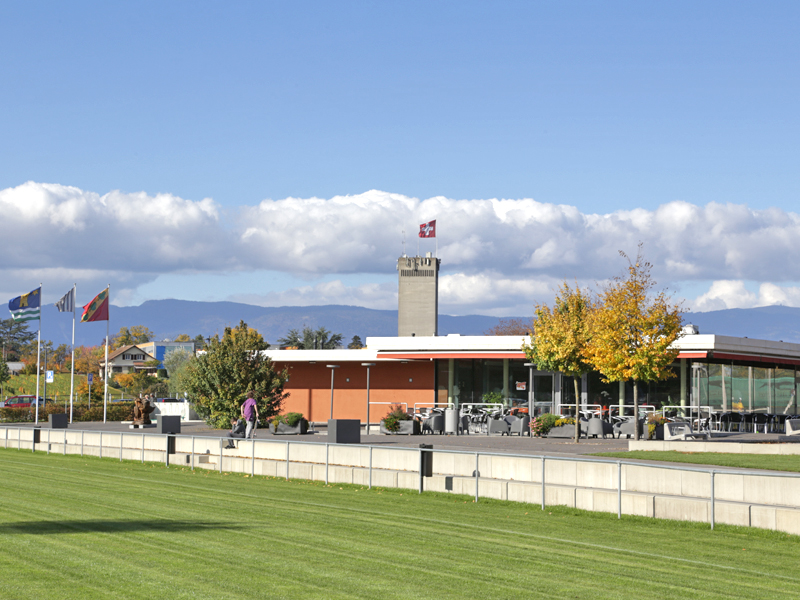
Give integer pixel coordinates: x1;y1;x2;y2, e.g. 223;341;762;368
1;450;799;600
596;451;800;473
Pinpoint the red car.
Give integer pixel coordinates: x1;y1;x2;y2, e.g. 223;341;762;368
2;396;43;408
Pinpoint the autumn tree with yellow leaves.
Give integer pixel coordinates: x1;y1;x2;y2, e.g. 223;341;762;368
583;246;683;440
523;282;594;443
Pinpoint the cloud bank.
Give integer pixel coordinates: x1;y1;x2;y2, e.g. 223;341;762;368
3;181;800;314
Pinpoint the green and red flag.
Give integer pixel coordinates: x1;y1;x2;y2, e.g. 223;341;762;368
81;288;109;322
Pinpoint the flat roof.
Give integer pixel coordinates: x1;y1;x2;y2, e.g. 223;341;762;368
263;334;800;365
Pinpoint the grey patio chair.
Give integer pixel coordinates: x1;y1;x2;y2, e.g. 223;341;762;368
487;417;510;435
509;414;530;436
586;417;613;439
422;413;444;434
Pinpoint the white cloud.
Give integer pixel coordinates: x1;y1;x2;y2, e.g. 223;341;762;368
6;181;800;314
691;281;800;311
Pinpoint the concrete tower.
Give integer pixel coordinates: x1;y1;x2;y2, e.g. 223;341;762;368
397;253;440;336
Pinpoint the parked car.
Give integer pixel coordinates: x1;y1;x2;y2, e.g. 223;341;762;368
2;395;38;408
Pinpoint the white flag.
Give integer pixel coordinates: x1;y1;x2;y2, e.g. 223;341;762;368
55;288;75;312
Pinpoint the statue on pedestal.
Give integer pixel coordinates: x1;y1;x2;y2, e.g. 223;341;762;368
133;397;155;425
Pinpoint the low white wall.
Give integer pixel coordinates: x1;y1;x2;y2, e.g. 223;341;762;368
3;427;799;536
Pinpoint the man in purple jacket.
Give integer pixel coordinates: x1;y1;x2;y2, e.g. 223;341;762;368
241;391;259;439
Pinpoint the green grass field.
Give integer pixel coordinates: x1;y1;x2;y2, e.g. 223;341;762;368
1;449;799;599
5;373;126;402
596;451;800;473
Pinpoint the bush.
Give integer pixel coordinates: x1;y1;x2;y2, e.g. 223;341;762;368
270;412;306;428
382;404;411;433
0;402;135;423
530;413;560;436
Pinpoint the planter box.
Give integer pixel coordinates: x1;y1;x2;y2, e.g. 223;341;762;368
269;420;308;435
645;424;665;441
546;424;579;438
380;419;421;435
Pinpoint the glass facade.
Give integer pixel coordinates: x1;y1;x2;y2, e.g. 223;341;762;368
435;357;799;416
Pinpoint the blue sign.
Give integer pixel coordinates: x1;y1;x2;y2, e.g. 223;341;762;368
45;370;54;383
87;373;93;386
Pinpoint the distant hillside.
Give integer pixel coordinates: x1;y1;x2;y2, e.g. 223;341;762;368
39;300;509;346
36;300;800;347
683;305;800;343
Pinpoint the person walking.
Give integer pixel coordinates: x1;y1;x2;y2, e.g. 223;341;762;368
241;391;259;439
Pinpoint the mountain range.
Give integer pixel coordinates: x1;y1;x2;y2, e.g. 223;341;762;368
34;300;800;347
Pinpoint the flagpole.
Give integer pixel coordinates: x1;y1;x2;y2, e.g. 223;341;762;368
35;283;42;425
69;283;76;424
103;285;109;423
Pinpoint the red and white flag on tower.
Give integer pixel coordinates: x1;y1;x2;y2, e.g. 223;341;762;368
419;220;436;238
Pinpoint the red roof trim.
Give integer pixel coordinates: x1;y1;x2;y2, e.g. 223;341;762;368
377;352;527;360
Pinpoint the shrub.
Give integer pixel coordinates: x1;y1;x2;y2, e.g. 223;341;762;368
383;404;410;432
530;413;560;436
270;412;306;428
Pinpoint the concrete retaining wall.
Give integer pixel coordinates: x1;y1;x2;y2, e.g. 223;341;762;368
3;427;799;536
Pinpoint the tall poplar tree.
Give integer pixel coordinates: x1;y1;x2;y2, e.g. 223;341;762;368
523;282;594;443
583;246;683;440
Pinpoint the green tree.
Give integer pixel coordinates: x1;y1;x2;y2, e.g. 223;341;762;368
0;355;10;397
347;335;364;349
278;326;343;349
173;334;191;342
0;318;36;361
523;282;594;443
112;325;154;349
192;334;207;350
163;348;194;397
583;246;683;441
184;321;287;428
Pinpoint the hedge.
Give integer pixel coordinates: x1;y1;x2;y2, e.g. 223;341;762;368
0;402;135;423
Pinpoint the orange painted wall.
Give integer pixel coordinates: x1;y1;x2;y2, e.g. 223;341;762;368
276;361;436;423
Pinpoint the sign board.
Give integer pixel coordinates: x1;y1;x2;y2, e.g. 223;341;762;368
87;373;93;386
515;381;527;391
45;370;54;383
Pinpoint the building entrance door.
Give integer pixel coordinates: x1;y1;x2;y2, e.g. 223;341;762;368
533;373;554;415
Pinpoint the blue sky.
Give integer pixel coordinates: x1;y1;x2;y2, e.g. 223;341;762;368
2;1;800;316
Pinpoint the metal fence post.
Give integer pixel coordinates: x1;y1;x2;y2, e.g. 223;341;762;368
419;448;423;494
219;442;223;473
475;453;479;503
99;431;102;459
251;439;255;477
368;446;372;490
166;436;170;468
286;441;290;481
4;427;7;449
710;471;716;530
191;436;195;470
617;461;622;519
81;430;84;456
47;429;50;455
120;433;123;461
18;427;21;451
325;443;329;485
541;456;545;510
64;430;67;455
141;433;145;463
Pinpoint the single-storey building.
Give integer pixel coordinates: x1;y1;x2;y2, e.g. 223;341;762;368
265;329;800;424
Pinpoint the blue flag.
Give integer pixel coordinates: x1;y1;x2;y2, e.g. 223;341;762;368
9;287;42;322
